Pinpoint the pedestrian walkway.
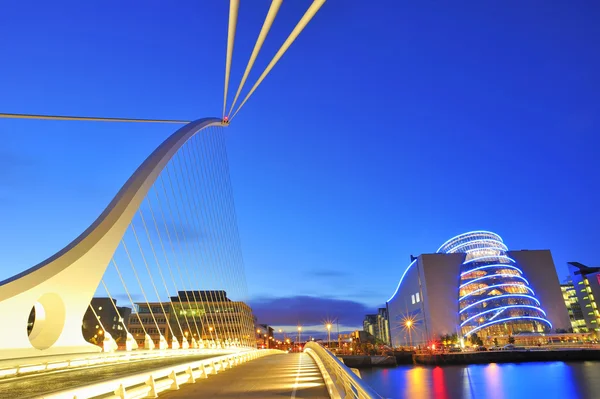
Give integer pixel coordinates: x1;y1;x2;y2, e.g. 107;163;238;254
161;352;330;399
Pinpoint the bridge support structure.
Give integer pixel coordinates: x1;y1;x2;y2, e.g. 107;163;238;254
0;118;224;360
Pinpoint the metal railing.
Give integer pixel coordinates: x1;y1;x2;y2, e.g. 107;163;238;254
0;348;240;379
303;342;383;399
40;349;281;399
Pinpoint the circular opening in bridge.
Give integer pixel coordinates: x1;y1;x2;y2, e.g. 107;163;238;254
27;293;66;350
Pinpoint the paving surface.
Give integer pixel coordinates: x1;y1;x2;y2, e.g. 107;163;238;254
0;353;221;399
161;352;329;399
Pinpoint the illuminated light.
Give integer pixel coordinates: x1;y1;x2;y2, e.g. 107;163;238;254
460;264;523;276
387;259;417;302
464;246;508;254
436;231;504;253
17;364;46;373
460;283;535;301
464;316;552;337
459;294;541;314
0;368;17;378
460;305;548;327
442;239;508;254
463;255;516;265
459;274;530;288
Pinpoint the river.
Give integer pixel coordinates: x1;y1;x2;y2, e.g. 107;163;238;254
360;361;600;398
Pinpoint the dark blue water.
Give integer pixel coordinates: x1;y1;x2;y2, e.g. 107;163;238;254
360;362;600;399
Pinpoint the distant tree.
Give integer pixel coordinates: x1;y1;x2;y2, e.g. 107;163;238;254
508;336;515;344
470;334;479;345
450;333;459;344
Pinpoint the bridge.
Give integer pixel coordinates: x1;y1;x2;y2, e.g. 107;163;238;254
0;1;384;398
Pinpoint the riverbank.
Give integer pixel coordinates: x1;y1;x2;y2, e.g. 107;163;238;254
414;348;600;365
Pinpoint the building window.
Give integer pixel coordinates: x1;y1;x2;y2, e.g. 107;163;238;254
411;295;415;304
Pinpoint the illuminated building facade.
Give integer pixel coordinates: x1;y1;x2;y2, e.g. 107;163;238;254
363;308;390;345
387;231;571;346
561;281;587;333
567;262;600;337
127;290;255;347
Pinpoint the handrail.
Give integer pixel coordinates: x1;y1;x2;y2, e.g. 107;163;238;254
303;342;383;399
42;349;281;399
0;347;243;379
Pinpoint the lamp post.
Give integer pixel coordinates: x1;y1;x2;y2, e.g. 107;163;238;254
326;323;332;347
405;320;413;348
297;326;302;352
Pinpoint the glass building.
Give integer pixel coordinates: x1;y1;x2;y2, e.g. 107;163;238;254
437;231;552;338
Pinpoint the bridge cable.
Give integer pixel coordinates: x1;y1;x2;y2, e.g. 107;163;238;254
185;133;238;345
101;279;132;337
121;238;164;344
227;0;283;118
134;210;184;346
230;0;327;121
214;129;255;346
0;112;189;124
159;171;209;347
202;129;247;346
110;259;148;337
190;130;243;345
166;154;220;346
202;128;251;346
145;193;195;347
174;147;230;346
165;163;222;346
153;179;203;344
223;0;240;118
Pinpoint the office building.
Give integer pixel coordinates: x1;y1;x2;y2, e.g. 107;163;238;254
568;262;600;337
561;280;587;333
82;297;131;346
363;308;390;345
127;290;255;348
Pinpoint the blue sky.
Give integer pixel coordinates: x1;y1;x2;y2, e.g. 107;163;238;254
1;1;599;332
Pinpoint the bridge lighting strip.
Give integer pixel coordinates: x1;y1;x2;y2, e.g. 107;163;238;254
460;305;547;327
436;231;504;253
442;239;509;254
464;316;553;337
459;274;530;289
460;264;523;277
386;259;417;303
463;255;517;265
460;294;541;314
459;283;534;301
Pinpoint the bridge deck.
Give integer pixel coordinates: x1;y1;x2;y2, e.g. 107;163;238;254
0;353;220;399
161;352;329;399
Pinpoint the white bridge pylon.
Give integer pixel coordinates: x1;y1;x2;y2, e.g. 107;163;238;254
0;118;225;360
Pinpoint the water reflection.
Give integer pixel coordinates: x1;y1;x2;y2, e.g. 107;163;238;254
360;362;600;399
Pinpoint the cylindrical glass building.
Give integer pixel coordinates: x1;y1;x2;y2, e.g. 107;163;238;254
437;231;552;338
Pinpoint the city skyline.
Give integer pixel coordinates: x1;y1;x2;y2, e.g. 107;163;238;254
1;1;599;331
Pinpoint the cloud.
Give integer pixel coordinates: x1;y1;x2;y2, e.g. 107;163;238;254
249;295;373;329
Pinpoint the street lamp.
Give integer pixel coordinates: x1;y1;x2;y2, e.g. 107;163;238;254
297;326;302;351
326;323;332;347
405;320;413;347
